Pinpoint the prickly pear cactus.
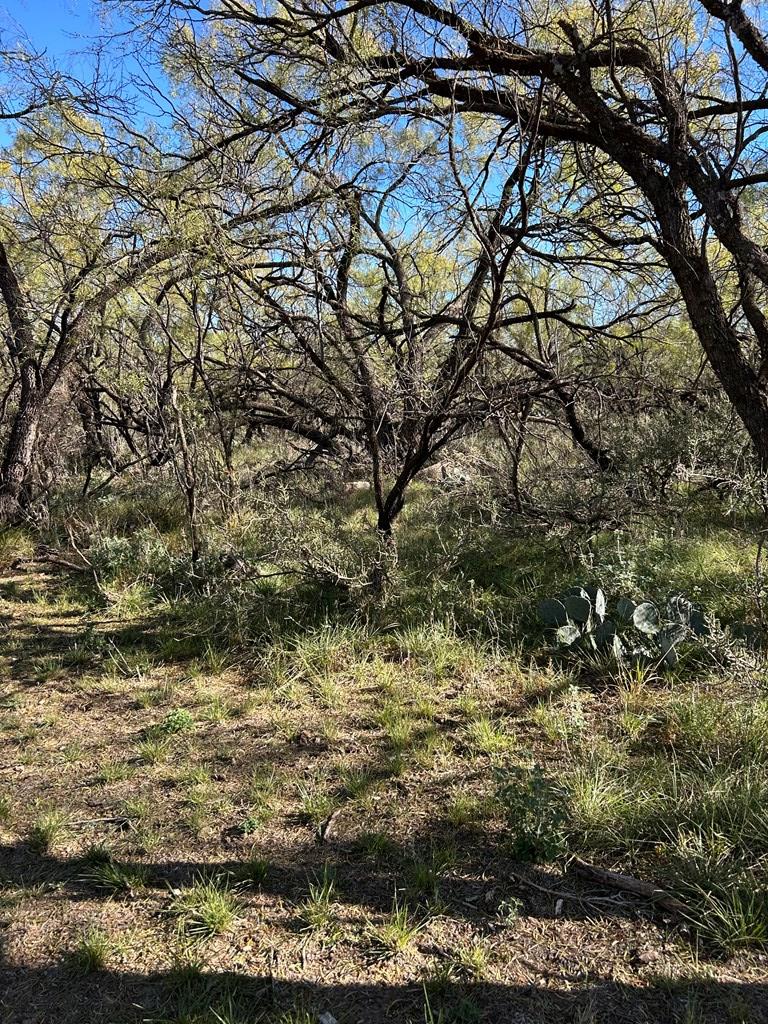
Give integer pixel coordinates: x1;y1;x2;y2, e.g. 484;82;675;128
535;585;716;668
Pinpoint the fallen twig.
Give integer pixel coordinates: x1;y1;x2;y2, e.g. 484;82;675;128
15;551;89;573
68;815;133;830
508;869;625;906
569;856;688;918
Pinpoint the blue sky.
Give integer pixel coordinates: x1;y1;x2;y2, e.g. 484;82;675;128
0;0;101;56
0;0;170;129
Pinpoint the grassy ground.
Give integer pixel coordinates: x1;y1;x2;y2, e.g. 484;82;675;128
1;493;767;1023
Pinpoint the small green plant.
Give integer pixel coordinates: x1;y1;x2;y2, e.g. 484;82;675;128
201;696;233;722
0;527;35;567
238;805;273;835
138;735;172;764
84;857;149;896
311;674;342;709
180;765;213;788
465;716;514;755
354;830;398;862
32;654;64;682
339;765;380;800
496;896;524;924
531;685;589;745
203;641;231;674
135;681;176;708
495;764;570;862
367;894;424;957
105;640;156;680
61;741;85;763
122;796;152;821
567;762;633;847
448;938;489;980
157;708;195;734
296;779;337;825
95;758;134;785
297;864;340;939
243;766;278;830
70;926;112;974
617;710;649;742
405;841;456;902
171;874;240;937
690;885;768;951
134;823;163;854
406;856;440;900
248;765;278;801
29;807;68;853
444;790;489;830
386;718;417;753
234;849;270;887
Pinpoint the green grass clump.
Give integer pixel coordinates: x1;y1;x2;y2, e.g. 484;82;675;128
70;927;113;974
84;857;149;896
138;735;172;764
465;716;514;756
94;758;135;785
689;886;768;951
233;850;270;887
0;527;35;568
171;875;240;937
297;865;341;939
339;765;381;800
296;778;337;825
28;807;68;853
447;938;490;980
367;895;424;957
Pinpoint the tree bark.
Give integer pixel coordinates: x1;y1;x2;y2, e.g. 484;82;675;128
0;363;44;520
648;181;768;470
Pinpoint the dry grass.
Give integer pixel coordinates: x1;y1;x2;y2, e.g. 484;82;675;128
0;567;767;1024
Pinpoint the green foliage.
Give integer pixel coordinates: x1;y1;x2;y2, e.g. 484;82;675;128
0;527;34;568
138;709;195;764
297;864;340;939
296;778;337;825
495;764;570;862
233;850;270;887
688;885;768;951
157;708;196;735
138;735;173;764
537;585;722;668
367;894;425;956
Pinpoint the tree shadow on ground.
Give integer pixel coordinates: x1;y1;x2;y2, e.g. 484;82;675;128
0;959;767;1024
0;831;725;937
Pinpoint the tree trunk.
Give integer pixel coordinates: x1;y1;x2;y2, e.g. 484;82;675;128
0;365;44;521
650;182;768;470
369;526;398;595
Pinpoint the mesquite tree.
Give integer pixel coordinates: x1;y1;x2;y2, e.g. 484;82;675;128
0;91;320;520
127;0;768;472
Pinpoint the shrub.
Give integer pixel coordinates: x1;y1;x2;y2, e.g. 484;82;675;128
495;764;570;862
